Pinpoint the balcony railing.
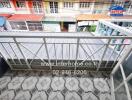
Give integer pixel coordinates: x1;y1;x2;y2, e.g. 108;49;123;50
0;31;131;71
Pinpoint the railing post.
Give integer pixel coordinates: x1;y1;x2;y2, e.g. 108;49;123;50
9;43;22;65
43;38;52;70
120;65;132;100
53;43;57;66
110;75;115;100
13;38;31;69
97;39;111;71
74;38;80;73
111;44;132;75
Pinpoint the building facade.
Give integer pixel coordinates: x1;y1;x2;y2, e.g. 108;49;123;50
0;0;132;32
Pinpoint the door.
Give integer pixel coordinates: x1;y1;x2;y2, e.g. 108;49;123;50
33;1;43;13
49;2;58;13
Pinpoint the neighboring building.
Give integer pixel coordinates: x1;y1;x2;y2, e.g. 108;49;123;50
93;0;112;14
43;0;79;32
76;14;111;32
42;16;76;32
0;0;44;14
0;0;132;32
44;0;79;16
79;0;95;14
7;14;44;31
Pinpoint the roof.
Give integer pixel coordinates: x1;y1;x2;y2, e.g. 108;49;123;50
8;14;44;21
0;17;5;26
112;15;132;19
76;14;111;21
0;14;12;18
79;0;95;2
43;16;76;22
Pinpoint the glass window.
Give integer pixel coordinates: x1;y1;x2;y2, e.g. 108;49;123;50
0;0;11;8
115;85;128;100
113;67;123;88
49;2;58;13
10;22;27;30
32;1;43;13
80;2;90;8
122;53;132;77
128;79;132;99
16;1;26;8
64;2;74;8
27;22;43;31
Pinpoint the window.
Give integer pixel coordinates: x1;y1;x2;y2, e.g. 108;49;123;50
0;1;11;8
16;1;26;8
27;22;43;31
64;2;74;8
33;1;43;13
80;2;90;8
10;22;27;30
50;2;58;13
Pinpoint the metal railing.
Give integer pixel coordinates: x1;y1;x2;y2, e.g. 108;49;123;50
110;44;132;100
0;32;131;71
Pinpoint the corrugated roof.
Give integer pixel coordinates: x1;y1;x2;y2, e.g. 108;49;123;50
8;14;44;21
76;14;111;21
112;15;132;19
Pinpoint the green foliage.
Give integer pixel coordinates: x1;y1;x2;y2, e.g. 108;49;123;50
88;25;96;32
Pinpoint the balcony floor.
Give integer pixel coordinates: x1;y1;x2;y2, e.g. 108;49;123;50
0;70;112;100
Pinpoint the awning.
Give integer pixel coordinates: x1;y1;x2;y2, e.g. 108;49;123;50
0;17;5;26
0;14;12;18
43;16;76;22
76;14;111;21
112;15;132;19
79;0;95;2
79;0;112;3
8;14;44;21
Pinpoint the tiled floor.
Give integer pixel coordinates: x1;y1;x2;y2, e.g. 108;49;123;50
0;70;111;100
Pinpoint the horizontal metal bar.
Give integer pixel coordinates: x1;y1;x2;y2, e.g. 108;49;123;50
0;42;130;45
0;32;132;39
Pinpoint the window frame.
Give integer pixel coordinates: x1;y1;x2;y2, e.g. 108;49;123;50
79;2;90;8
10;21;27;30
64;2;74;8
16;0;26;8
0;0;11;8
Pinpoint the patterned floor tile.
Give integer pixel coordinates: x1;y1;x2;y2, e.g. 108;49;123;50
22;77;38;90
0;77;11;90
93;78;110;92
48;91;64;100
65;77;79;91
65;92;81;100
82;92;98;100
0;71;111;100
0;90;15;100
31;91;47;100
79;78;94;92
14;91;31;100
51;77;65;91
36;77;51;91
99;93;111;100
8;77;25;90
